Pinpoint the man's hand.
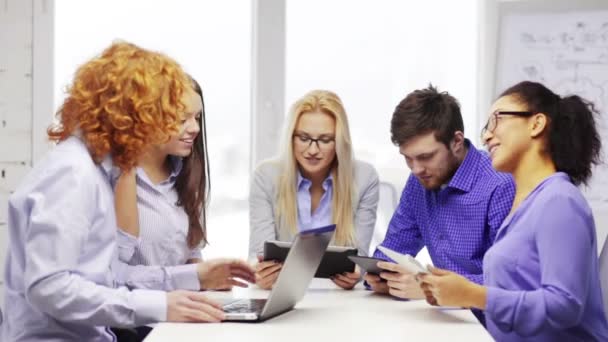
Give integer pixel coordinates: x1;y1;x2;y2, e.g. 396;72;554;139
363;273;389;294
254;255;282;290
166;290;225;322
376;261;425;299
197;258;256;290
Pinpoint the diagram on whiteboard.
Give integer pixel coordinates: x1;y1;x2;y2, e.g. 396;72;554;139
497;11;608;203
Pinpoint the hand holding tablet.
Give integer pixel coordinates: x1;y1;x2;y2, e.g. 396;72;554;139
347;255;386;275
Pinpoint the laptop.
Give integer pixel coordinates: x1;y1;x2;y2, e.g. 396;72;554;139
222;224;335;322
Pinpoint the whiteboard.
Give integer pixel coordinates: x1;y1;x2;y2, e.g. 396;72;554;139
495;3;608;247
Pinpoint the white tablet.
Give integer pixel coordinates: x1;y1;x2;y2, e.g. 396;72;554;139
377;246;429;274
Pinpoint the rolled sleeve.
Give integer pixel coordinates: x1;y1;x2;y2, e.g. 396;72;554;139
113;262;200;291
117;229;140;262
188;247;202;260
167;264;200;291
486;286;520;333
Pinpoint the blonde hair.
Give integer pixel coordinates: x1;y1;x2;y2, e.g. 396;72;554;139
276;90;356;246
48;41;192;171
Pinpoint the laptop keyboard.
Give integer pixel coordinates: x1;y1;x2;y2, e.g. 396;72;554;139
224;299;267;313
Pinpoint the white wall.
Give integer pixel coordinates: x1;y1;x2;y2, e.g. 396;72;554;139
478;0;608;251
0;0;53;314
250;0;285;167
0;0;33;311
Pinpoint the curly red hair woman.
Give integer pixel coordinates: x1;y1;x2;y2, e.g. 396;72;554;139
48;41;191;171
3;41;255;342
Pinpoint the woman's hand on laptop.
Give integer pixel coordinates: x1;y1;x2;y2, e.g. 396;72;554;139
255;255;282;290
166;290;225;323
331;266;361;290
197;259;256;290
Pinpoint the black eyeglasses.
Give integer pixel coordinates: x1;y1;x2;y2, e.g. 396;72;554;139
480;111;535;140
293;134;335;151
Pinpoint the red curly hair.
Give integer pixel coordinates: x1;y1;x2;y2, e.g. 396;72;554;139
48;41;192;170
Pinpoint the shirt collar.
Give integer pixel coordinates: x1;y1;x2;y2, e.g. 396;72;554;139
137;156;183;187
99;154;183;184
100;154;120;181
446;139;480;192
297;170;334;190
166;156;183;183
72;134;115;179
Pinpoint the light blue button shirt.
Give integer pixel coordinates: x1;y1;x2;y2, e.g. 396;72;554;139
2;137;196;342
296;172;333;231
107;157;202;266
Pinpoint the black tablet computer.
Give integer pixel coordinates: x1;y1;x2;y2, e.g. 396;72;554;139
347;255;385;275
264;240;357;278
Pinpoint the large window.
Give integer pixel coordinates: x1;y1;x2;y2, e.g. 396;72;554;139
54;0;252;259
286;0;479;190
53;0;480;261
285;0;479;260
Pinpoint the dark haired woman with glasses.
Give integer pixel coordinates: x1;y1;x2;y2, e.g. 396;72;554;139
249;90;380;290
419;81;608;341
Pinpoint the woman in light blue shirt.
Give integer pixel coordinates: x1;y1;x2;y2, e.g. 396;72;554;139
113;78;211;269
419;81;608;341
250;90;380;290
2;41;254;342
110;78;220;341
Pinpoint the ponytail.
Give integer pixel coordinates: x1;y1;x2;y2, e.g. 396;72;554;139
551;95;601;185
500;81;602;186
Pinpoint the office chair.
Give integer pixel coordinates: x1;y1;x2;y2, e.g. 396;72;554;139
369;181;399;256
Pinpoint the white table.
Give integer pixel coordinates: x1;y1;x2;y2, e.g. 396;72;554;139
144;279;492;341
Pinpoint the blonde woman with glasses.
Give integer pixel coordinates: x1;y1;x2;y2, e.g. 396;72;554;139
249;90;379;290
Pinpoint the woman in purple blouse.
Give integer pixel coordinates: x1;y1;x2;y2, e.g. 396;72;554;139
419;81;608;341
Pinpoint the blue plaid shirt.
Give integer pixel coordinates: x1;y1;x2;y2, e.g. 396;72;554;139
374;140;515;284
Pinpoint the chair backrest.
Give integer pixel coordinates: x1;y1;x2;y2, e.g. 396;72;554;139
369;181;399;256
599;233;608;322
368;181;435;265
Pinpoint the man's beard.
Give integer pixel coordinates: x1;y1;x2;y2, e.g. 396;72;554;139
418;152;460;190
